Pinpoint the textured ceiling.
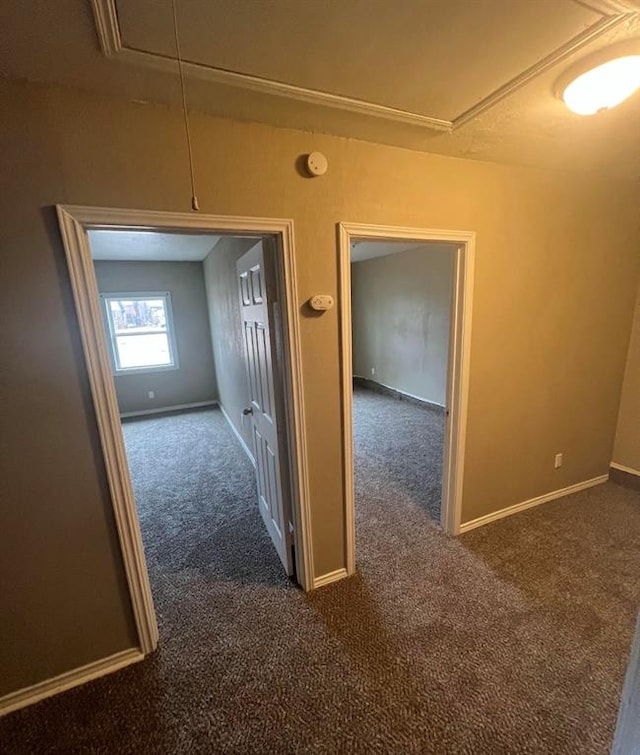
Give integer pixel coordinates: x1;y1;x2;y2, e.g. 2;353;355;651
117;0;602;122
89;230;220;261
351;241;455;263
1;0;638;179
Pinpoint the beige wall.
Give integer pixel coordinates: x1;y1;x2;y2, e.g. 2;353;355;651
1;76;639;697
613;282;640;473
203;236;257;454
352;245;454;405
94;260;218;414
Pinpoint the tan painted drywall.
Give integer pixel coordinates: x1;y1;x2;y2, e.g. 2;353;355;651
203;237;257;454
94;260;218;414
613;282;640;473
351;245;454;405
1;76;639;697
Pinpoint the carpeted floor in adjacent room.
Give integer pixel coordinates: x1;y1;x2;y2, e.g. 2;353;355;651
352;385;444;522
1;392;639;754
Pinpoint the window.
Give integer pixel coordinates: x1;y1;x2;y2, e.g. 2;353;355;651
101;292;178;373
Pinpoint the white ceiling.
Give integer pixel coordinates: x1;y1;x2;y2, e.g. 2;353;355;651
351;240;456;263
89;230;220;261
1;0;639;178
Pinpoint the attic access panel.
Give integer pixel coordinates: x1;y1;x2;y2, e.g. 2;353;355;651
116;0;603;122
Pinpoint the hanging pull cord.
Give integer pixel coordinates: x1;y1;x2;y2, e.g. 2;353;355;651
171;0;200;211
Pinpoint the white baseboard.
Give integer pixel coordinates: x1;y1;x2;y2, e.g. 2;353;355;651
610;462;640;477
120;400;218;419
219;403;255;466
459;474;610;533
0;648;143;717
313;568;348;589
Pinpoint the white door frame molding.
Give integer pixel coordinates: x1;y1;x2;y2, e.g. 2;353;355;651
338;222;475;574
56;205;314;657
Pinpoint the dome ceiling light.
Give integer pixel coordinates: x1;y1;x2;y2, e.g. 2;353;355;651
561;50;640;116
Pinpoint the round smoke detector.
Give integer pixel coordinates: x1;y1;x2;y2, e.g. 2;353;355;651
306;152;328;177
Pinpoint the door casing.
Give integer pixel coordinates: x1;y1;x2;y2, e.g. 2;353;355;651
57;204;315;659
338;222;475;575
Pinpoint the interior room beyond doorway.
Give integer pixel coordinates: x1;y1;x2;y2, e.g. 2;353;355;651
350;238;457;530
84;224;304;648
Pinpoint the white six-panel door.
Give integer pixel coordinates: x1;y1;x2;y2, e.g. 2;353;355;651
237;242;294;575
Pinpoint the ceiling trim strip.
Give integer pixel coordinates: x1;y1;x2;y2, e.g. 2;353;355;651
89;0;452;133
575;0;640;12
90;0;637;134
124;47;454;132
91;0;121;56
451;12;635;129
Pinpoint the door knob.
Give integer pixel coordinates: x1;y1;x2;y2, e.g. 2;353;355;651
242;407;253;416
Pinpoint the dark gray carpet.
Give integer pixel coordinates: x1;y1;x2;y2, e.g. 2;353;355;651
353;386;444;522
1;405;639;754
121;408;287;587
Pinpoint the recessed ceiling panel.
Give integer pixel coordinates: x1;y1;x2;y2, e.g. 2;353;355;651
117;0;602;120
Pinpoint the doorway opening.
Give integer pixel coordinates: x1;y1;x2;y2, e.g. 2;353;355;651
339;223;474;575
57;206;313;658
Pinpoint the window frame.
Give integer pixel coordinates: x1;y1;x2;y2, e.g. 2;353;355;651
100;291;180;375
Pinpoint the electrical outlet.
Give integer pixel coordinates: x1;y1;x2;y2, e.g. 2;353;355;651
554;453;563;469
371;367;375;376
148;391;155;400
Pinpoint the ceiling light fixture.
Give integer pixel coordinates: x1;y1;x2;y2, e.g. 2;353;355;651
562;54;640;116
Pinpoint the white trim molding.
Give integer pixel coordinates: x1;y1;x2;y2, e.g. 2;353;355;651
451;13;633;128
120;400;218;419
459;475;609;533
56;207;315;658
313;568;349;590
90;0;635;133
90;0;121;56
0;648;143;717
57;206;159;656
610;462;640;477
339;223;475;575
